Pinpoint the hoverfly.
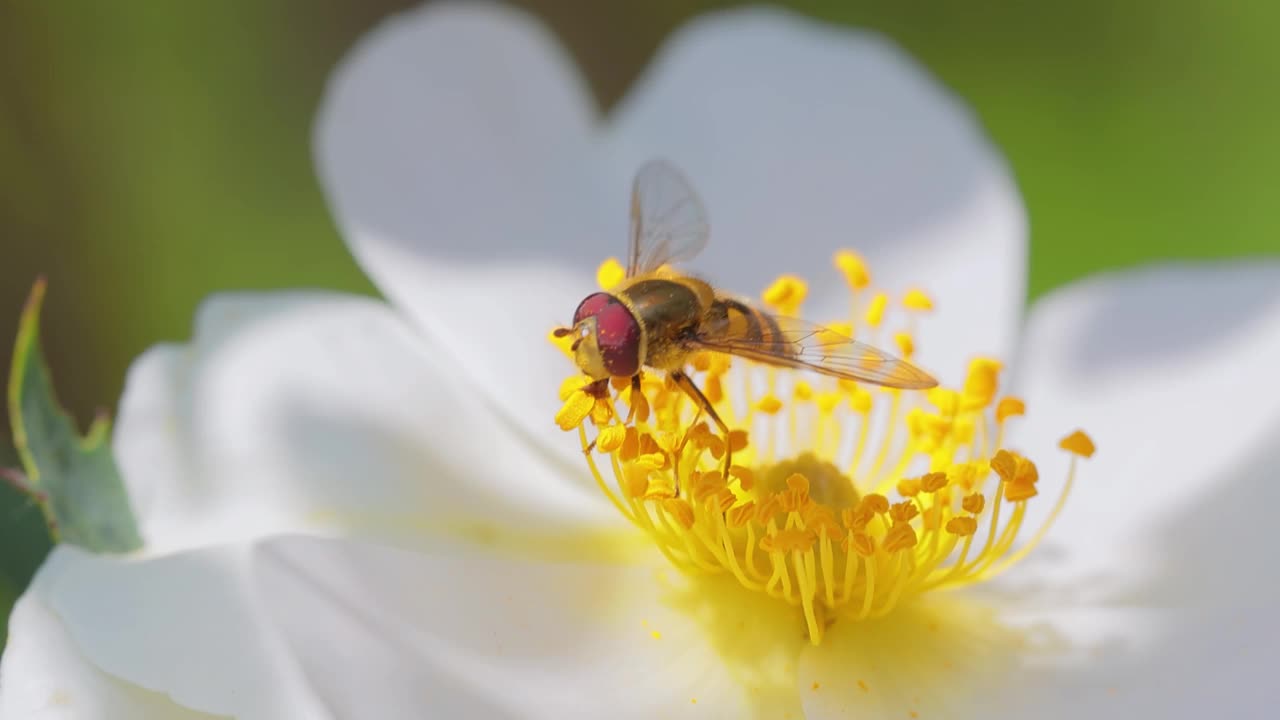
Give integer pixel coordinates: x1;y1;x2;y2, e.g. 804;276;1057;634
556;159;938;469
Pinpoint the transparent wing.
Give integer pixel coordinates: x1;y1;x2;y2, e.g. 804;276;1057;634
627;159;710;277
690;309;938;390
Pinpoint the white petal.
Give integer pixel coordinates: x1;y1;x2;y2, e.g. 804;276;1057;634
317;5;1024;456
115;292;614;554
0;561;225;719
800;593;1278;718
981;601;1279;717
254;535;806;719
608;8;1026;383
316;1;606;452
2;545;327;720
1004;261;1280;597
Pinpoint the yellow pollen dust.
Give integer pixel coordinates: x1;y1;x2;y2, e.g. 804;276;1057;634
554;252;1094;645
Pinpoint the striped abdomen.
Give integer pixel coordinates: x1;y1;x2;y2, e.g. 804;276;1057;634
702;297;791;357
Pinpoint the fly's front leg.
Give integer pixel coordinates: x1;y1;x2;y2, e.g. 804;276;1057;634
670;369;731;493
623;373;644;424
579;378;610;454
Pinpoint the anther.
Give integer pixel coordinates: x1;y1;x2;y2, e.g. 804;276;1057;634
926;388;960;415
635;452;667;470
894;332;915;359
728;465;755;490
842;507;874;530
1059;430;1096;458
920;472;949;493
756;395;784;414
889;501;920;523
848;388;873;414
596;258;625;290
859;494;889;515
883;522;918;552
902;289;934;311
962;357;1003;408
596;425;628;453
962;493;985;514
763;275;809;315
555;391;595;430
833;250;872;289
1004;481;1038;502
845;532;876;557
996;396;1026;422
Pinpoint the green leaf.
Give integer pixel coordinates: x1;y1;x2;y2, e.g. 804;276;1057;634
7;279;141;553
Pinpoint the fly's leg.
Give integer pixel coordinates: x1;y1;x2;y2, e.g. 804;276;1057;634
623;373;644;424
578;378;610;454
670;369;731;495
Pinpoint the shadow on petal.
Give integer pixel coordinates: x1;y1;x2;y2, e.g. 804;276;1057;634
1028;417;1280;717
1130;416;1280;609
976;413;1280;717
3;570;232;719
273;398;625;553
1052;263;1280;380
255;536;768;719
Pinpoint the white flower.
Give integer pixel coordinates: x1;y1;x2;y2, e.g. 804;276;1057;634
4;3;1279;719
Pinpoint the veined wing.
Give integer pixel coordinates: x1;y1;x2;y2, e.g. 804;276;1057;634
627;159;710;277
689;305;938;390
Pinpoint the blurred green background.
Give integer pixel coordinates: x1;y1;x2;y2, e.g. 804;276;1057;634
1;0;1277;644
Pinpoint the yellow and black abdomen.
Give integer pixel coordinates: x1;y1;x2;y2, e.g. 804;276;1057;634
617;276;712;370
703;296;791;356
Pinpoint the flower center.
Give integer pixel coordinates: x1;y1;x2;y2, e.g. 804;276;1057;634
554;251;1094;645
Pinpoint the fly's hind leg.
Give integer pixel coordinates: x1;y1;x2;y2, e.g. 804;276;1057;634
670;369;732;494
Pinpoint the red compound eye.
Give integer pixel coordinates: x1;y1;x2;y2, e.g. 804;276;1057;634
572;292;641;376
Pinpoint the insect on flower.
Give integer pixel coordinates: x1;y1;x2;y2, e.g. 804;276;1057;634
554;159;939;475
552;161;1096;648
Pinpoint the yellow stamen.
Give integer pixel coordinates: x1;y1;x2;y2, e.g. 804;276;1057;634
1059;430;1096;458
902;289;934;312
894;332;916;360
552;252;1093;645
756;395;784;415
834;250;872;290
865;293;888;328
555;390;595;431
996;396;1026;423
596;424;628;453
762;275;809;316
596;257;626;290
962;357;1003;409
